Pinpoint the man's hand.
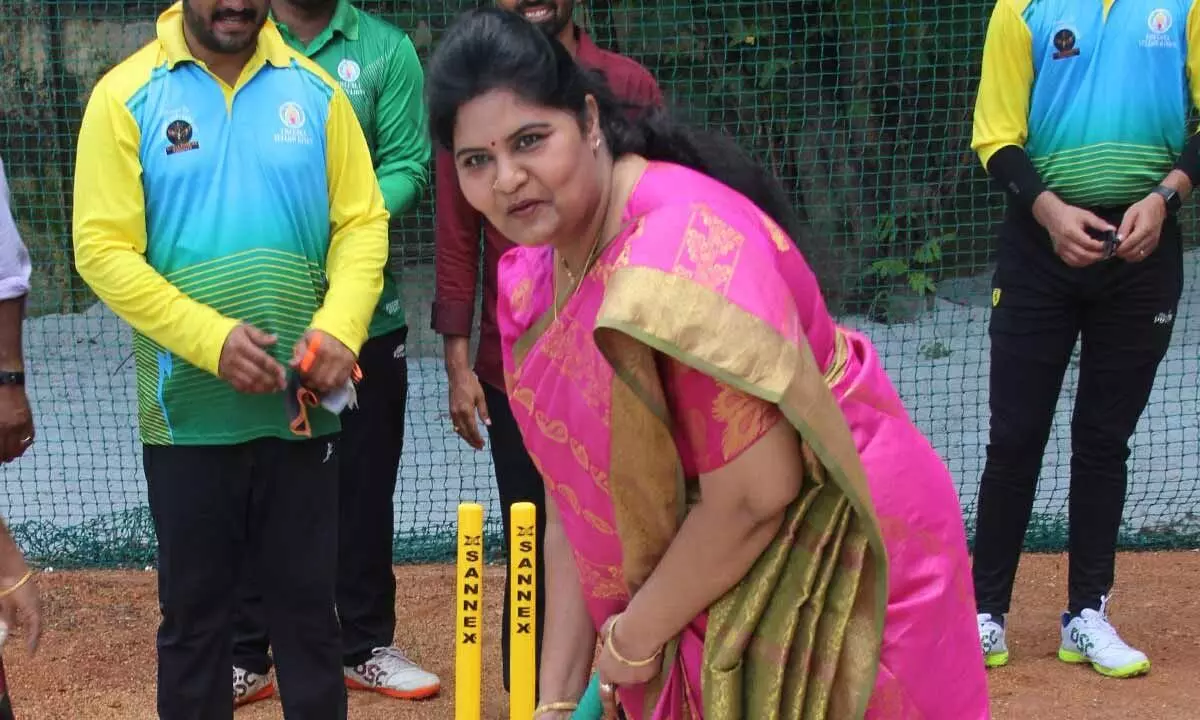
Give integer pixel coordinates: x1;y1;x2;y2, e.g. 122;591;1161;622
1115;192;1168;262
1032;192;1112;267
218;324;286;394
291;330;356;394
448;367;490;450
0;385;32;464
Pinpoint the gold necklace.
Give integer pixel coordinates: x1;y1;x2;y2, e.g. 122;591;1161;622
553;228;605;323
552;174;619;322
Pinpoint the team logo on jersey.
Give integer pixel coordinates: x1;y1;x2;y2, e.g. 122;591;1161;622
1142;9;1177;48
164;119;199;155
274;102;313;145
1052;26;1079;60
1148;9;1172;34
279;101;306;129
337;58;361;83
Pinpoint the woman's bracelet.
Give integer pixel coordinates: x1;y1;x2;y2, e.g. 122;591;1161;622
0;570;33;600
533;700;578;717
605;613;663;669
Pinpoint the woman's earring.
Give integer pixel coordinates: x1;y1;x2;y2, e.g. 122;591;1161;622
593;138;601;153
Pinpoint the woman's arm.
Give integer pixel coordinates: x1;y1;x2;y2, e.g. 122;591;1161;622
0;517;40;653
537;495;597;712
609;418;804;662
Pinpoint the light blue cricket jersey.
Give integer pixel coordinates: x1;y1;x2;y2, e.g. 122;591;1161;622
1021;0;1195;206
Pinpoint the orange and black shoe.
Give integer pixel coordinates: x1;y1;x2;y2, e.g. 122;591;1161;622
344;647;440;700
233;666;275;707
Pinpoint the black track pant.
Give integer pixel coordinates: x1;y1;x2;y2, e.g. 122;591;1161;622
146;436;345;720
234;327;409;671
972;205;1182;617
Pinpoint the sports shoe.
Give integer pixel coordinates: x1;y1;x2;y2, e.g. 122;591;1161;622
233;665;275;707
344;646;441;699
978;613;1009;668
1058;594;1150;678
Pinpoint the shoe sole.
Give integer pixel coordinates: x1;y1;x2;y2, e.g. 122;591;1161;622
984;650;1009;668
235;683;276;707
1057;648;1151;678
345;676;441;700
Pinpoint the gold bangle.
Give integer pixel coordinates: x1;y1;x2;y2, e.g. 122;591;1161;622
605;613;663;669
533;701;578;717
0;570;33;600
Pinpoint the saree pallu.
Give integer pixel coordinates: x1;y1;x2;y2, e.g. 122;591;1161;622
498;161;989;719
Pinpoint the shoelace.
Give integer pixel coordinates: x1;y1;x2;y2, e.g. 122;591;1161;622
1080;610;1127;652
1077;593;1136;656
371;647;417;673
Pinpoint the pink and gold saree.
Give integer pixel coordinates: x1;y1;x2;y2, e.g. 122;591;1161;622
497;161;989;719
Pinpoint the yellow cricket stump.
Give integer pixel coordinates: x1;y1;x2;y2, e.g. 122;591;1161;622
455;503;484;720
509;501;538;720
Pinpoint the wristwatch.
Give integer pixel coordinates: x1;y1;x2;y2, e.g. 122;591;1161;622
1152;185;1182;215
0;371;24;386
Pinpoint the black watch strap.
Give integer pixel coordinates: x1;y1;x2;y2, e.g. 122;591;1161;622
0;371;25;386
1153;185;1182;215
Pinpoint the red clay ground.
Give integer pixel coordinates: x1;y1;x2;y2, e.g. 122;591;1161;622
1;552;1196;719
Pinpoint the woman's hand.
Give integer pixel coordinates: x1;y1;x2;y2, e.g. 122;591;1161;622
537;500;600;711
0;569;40;654
596;613;664;717
594;418;804;718
0;522;39;654
533;705;579;720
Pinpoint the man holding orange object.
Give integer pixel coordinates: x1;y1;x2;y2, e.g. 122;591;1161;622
229;0;438;706
70;1;388;716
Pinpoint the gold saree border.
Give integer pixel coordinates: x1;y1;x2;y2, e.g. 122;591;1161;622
594;265;889;719
601;328;688;718
606;335;689;591
511;304;555;372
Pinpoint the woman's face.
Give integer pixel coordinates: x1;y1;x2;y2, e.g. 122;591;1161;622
452;88;603;248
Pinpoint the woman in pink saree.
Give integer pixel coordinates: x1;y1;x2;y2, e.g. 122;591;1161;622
428;9;990;719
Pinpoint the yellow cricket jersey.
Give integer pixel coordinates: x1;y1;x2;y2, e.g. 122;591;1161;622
71;2;389;445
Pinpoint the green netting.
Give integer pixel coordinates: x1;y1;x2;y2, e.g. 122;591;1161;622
0;1;1197;569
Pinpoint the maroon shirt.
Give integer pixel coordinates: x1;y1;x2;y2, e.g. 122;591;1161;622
432;29;663;391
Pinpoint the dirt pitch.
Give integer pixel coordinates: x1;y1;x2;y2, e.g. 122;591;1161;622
1;551;1197;719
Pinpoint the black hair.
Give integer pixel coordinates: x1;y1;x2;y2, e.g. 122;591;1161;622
426;7;805;248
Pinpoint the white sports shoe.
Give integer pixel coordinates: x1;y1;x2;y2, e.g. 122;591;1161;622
232;665;275;706
344;646;441;699
978;613;1009;668
1058;594;1150;678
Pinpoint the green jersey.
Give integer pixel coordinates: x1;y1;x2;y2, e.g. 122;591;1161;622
275;1;431;338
